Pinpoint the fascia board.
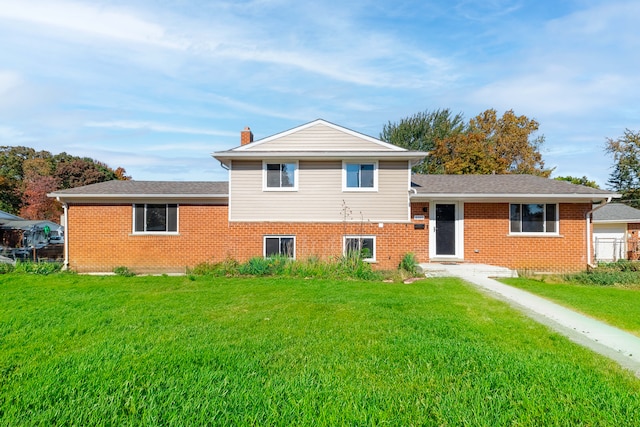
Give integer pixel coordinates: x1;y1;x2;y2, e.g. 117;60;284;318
410;193;618;202
593;219;640;224
213;151;428;160
49;193;229;203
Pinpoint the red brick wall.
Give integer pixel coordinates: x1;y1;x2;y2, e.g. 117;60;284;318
67;204;232;274
66;201;590;274
462;202;591;273
66;203;429;273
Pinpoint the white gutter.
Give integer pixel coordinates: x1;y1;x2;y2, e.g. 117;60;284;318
57;198;69;271
586;197;612;268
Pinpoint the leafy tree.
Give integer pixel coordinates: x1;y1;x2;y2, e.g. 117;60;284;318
380;109;465;174
554;176;600;188
465;109;550;176
20;175;62;221
606;129;640;207
54;158;118;189
381;109;550;176
0;146;129;218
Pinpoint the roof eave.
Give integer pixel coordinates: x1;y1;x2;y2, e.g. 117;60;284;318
410;193;618;202
212;151;428;166
49;193;229;200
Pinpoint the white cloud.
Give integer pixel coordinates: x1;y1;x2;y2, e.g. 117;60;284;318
85;120;236;137
0;0;184;49
0;70;22;95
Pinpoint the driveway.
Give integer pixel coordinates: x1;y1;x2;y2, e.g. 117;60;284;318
420;263;640;377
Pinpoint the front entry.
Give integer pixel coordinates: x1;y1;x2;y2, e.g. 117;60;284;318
435;204;456;255
430;202;463;259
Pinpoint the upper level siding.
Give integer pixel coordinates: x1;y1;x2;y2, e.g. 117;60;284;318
229;160;410;222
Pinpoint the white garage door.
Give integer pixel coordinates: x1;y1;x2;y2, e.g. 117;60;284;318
593;224;626;262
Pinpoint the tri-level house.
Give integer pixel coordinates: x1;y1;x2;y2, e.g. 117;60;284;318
49;119;617;274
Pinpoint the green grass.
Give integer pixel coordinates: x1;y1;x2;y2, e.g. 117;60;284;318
2;274;640;426
503;277;640;337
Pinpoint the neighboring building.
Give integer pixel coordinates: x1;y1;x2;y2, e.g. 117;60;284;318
49;119;617;274
0;210;64;260
592;203;640;262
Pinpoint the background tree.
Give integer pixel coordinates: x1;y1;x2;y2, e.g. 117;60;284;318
606;129;640;207
0;146;129;218
381;108;550;176
20;176;62;221
465;109;550;176
380;109;465;174
554;176;600;188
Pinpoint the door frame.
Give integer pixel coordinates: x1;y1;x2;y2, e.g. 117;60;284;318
429;201;464;260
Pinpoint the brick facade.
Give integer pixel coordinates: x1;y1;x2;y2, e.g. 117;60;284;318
66;201;591;274
462;202;591;273
66;203;429;273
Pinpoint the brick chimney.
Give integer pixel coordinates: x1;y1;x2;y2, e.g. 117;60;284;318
240;126;253;146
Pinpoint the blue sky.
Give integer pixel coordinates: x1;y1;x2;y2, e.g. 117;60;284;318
1;0;638;186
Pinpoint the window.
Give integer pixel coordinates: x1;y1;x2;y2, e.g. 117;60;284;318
264;161;297;190
344;236;376;261
510;203;557;234
343;162;377;191
133;204;178;233
264;236;295;258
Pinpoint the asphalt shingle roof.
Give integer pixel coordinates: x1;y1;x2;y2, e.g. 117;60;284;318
592;203;640;222
410;174;614;196
50;180;228;196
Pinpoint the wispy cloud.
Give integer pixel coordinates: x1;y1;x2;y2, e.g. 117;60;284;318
85;120;236;137
0;0;183;49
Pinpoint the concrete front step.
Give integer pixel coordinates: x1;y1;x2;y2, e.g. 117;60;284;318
418;262;518;279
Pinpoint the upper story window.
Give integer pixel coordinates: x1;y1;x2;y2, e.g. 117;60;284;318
133;204;178;233
510;203;557;234
343;161;377;191
263;161;298;191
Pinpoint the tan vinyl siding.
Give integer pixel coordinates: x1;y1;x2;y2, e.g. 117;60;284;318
230;160;410;222
244;123;395;152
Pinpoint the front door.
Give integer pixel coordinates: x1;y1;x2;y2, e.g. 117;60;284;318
435;203;456;256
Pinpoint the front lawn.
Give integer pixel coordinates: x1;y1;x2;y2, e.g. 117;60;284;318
1;274;639;426
502;277;640;337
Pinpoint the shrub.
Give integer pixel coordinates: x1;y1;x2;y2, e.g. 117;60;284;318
0;262;15;274
113;266;135;277
564;260;640;286
399;253;418;275
188;255;383;281
188;258;240;276
238;257;273;276
12;261;62;275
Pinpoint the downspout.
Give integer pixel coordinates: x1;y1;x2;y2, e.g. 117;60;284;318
586;197;612;268
57;197;69;271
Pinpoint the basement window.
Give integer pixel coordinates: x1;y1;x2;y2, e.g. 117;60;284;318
133;204;178;233
264;236;295;258
344;235;376;262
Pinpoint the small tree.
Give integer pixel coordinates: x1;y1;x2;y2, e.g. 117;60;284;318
606;129;640;207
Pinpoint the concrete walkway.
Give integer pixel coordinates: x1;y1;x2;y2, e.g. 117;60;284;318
420;262;640;377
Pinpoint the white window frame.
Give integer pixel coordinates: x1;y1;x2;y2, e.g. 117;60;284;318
342;161;378;192
343;235;376;262
263;235;296;259
132;204;179;234
262;160;298;191
509;203;559;235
